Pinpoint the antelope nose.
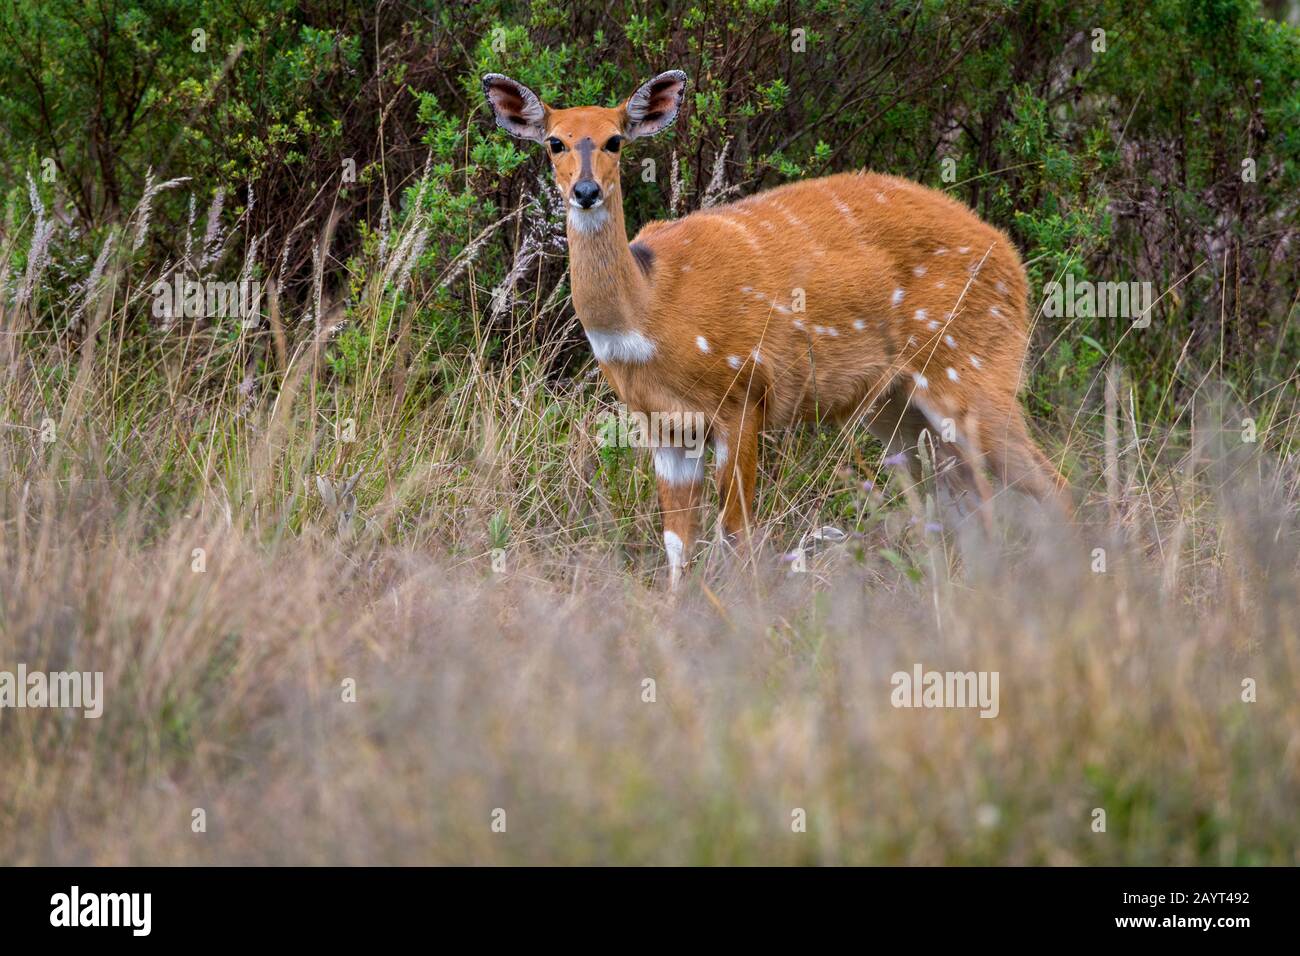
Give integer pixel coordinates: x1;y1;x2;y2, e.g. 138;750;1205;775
572;181;602;208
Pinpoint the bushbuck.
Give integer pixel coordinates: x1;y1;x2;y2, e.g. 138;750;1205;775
483;70;1069;586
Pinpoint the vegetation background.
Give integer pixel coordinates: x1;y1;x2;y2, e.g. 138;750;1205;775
0;0;1297;864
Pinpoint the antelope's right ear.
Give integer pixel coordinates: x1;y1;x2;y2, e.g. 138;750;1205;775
482;74;549;142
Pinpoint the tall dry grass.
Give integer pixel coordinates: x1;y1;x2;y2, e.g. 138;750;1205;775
0;191;1298;865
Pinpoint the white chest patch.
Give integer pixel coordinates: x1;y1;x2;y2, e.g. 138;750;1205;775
585;328;657;364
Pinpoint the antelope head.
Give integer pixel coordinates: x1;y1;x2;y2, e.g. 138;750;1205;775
482;70;688;230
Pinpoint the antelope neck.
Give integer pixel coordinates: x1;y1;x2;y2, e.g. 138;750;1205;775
566;184;649;336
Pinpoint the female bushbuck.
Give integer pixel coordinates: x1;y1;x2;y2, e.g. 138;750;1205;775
483;70;1069;586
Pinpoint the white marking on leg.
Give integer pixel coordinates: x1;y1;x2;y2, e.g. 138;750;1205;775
664;530;686;587
586;328;657;364
654;447;705;487
713;435;729;468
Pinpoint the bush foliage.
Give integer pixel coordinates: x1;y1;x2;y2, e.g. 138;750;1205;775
2;0;1297;407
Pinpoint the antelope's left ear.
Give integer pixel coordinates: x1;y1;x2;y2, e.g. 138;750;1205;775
622;70;688;140
482;73;549;142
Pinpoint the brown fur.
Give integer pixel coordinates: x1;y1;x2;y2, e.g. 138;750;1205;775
485;72;1069;586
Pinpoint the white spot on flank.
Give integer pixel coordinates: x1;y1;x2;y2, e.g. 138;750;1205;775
713;216;765;256
586;328;656;364
934;247;948;255
913;265;928;277
654;447;705;487
876;192;887;203
970;355;982;369
680;265;692;273
990;306;1003;318
740;285;754;294
792;319;805;330
831;196;854;220
914;308;928;322
944;334;957;348
727;355;742;369
853;319;865;330
750;348;764;364
813;325;828;335
906;335;918;347
958;246;970;254
696;335;710;353
936;281;946;289
947;367;960;382
996;280;1009;294
892;288;905;306
927;320;939;330
912;372;929;389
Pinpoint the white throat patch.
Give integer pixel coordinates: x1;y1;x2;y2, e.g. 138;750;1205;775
567;205;610;234
586;328;657;364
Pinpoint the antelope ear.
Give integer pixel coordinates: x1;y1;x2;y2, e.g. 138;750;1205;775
622;70;688;140
482;73;549;142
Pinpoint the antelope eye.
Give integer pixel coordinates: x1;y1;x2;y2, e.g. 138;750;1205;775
604;135;624;153
547;137;565;154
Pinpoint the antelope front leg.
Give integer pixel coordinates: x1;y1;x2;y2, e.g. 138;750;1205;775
714;406;759;546
653;447;705;588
